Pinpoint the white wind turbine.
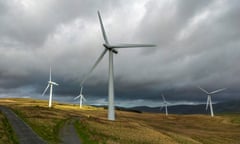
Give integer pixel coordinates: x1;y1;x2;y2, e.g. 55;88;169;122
80;11;155;121
198;86;226;117
42;67;59;108
74;86;86;108
160;94;168;116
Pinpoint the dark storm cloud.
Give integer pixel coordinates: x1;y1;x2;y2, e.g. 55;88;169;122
0;0;240;106
132;1;240;88
135;0;212;46
0;0;124;46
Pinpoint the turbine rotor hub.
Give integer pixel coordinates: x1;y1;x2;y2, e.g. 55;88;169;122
103;44;118;54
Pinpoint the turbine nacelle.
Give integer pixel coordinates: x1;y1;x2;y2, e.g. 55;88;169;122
103;44;118;54
48;81;59;86
42;67;58;108
161;94;168;116
74;94;85;101
81;94;86;101
74;87;86;108
198;86;226;95
198;86;226;117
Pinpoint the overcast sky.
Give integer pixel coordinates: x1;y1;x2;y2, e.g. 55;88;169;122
0;0;239;107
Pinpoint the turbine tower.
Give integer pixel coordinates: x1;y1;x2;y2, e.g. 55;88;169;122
198;86;226;117
42;67;59;108
74;86;86;108
80;11;155;121
160;94;168;116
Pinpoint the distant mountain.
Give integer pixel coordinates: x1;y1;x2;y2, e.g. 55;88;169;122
91;101;240;114
129;100;240;114
214;100;240;113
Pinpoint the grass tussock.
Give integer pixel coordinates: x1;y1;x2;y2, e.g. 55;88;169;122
0;112;18;144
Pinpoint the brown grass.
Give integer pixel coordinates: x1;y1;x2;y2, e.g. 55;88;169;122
1;98;240;144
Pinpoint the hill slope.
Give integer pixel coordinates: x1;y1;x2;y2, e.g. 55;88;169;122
0;98;240;144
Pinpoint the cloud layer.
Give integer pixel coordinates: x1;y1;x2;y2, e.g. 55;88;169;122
0;0;239;106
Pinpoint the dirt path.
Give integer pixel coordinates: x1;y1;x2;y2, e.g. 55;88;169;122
0;106;46;144
59;119;82;144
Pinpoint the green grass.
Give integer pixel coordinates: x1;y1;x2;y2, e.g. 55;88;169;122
227;113;240;124
0;111;19;144
74;120;99;144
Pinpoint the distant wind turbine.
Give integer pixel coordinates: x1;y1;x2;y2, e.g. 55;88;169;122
74;86;86;108
198;86;226;117
160;94;168;116
80;11;156;121
42;67;59;108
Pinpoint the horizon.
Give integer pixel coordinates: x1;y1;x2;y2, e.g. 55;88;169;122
0;94;234;108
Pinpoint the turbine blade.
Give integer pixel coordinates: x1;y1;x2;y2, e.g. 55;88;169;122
198;86;209;94
80;49;107;86
74;95;80;100
206;96;210;110
97;11;109;44
49;67;52;81
80;86;83;95
210;88;226;94
42;84;49;96
52;82;59;86
161;94;166;102
110;44;156;48
82;95;86;101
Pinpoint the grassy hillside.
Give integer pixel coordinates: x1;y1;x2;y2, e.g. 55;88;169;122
0;98;240;144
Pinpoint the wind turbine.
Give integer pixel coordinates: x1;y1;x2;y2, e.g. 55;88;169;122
160;94;168;116
80;11;155;120
198;86;226;117
42;67;59;108
74;86;86;108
